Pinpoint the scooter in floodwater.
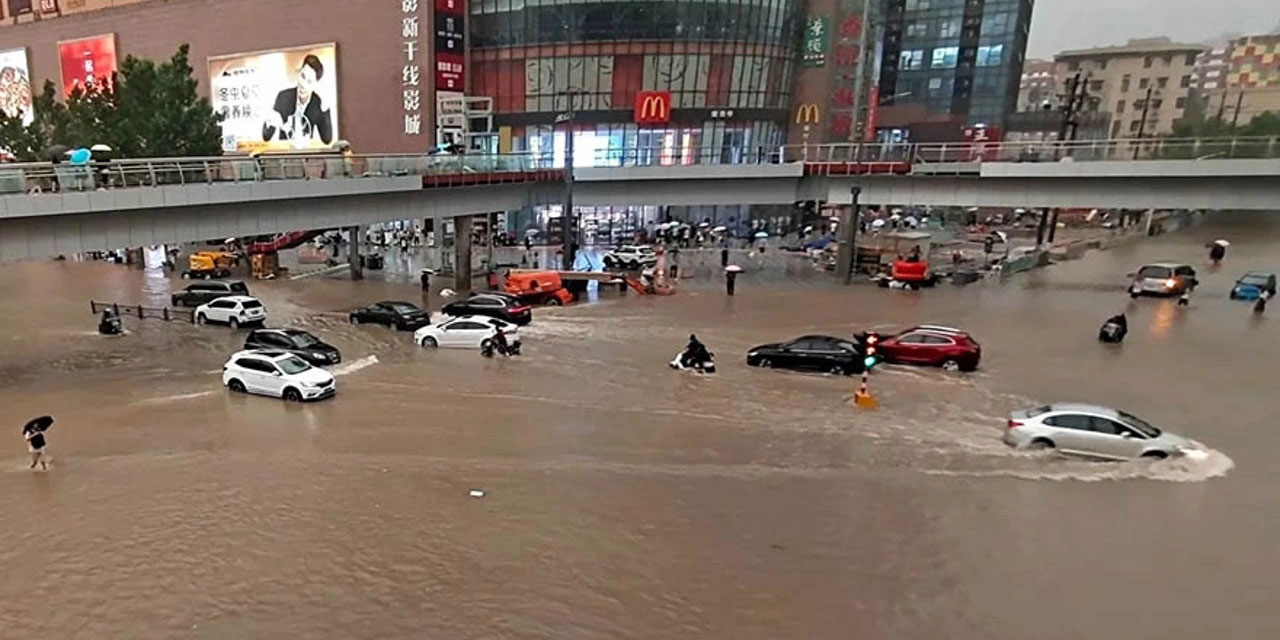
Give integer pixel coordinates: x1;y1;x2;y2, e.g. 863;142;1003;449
1098;314;1128;344
669;350;716;374
98;310;123;336
480;337;521;358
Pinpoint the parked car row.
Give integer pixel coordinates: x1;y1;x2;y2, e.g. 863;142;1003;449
747;325;982;376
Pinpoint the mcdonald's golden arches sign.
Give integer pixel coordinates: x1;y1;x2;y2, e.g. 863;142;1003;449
634;91;672;124
795;103;821;124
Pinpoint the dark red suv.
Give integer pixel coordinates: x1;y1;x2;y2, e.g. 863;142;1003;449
878;325;982;371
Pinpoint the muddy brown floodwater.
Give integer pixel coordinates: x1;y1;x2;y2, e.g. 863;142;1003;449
1;215;1278;639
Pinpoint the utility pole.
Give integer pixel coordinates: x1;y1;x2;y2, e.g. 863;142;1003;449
1133;86;1154;160
556;92;579;270
1230;91;1245;128
1057;72;1083;141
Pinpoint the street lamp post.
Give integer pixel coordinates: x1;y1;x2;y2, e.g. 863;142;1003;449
1133;86;1156;160
556;88;586;270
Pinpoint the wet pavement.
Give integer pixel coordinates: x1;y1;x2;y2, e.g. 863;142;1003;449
1;214;1278;639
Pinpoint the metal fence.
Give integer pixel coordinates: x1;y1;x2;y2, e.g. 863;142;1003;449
90;301;195;323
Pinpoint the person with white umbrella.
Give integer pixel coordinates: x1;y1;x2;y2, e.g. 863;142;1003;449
724;264;742;296
1208;239;1229;266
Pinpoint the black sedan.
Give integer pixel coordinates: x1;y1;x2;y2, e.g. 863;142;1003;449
746;335;863;375
349;301;430;330
441;292;533;325
243;328;341;366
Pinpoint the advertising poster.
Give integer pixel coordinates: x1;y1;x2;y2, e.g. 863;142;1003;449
434;0;465;91
208;43;339;153
803;18;828;67
0;47;34;126
57;34;118;97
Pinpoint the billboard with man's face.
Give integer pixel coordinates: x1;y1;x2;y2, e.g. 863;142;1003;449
0;47;33;126
208;43;339;153
57;34;117;97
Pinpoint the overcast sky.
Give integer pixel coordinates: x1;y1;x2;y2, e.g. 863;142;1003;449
1026;0;1279;59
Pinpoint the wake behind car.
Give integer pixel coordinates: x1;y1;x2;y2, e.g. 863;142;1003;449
171;280;249;307
441;292;532;324
222;350;336;402
747;335;862;375
1003;403;1199;461
878;325;981;371
602;245;658;271
243;328;341;366
1129;262;1196;297
195;295;265;328
414;315;520;349
1230;272;1277;300
349;301;430;330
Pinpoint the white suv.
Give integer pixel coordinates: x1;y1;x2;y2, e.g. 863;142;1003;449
602;245;658;270
222;350;336;402
196;295;266;328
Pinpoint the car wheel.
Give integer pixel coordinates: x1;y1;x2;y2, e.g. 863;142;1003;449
1029;438;1055;450
421;336;438;348
229;317;239;329
181;272;190;279
628;260;640;270
941;359;961;372
480;338;494;351
282;388;302;402
545;298;562;307
758;358;772;368
1141;450;1169;460
350;315;360;324
830;364;846;375
227;379;246;393
196;313;207;325
603;258;615;269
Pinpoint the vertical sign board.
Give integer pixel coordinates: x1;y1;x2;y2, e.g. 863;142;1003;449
57;34;117;97
401;0;424;136
0;47;34;126
803;18;828;67
434;0;465;92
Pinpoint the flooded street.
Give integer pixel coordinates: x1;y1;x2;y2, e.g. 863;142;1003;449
2;214;1278;639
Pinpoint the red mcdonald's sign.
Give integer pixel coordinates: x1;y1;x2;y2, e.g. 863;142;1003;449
634;90;671;124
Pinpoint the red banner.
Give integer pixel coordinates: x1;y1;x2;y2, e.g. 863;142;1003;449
57;34;117;97
864;85;879;142
634;90;671;124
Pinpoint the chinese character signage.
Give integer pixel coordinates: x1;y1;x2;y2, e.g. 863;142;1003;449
634;91;671;124
401;0;424;136
0;48;33;126
803;18;828;67
434;0;465;92
57;34;117;97
208;43;339;153
6;0;32;17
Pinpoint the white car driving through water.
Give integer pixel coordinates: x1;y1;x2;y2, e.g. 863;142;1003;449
414;315;519;349
222;350;336;402
1003;403;1201;460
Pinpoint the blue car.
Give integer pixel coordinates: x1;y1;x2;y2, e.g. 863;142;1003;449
1229;272;1277;300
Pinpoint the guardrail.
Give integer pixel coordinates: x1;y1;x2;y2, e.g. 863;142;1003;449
0;152;552;195
90;301;195;323
2;136;1276;196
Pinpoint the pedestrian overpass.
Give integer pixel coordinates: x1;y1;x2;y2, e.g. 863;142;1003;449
1;137;1277;264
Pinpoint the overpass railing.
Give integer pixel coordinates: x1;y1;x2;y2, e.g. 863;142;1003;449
777;136;1280;164
0;152;552;195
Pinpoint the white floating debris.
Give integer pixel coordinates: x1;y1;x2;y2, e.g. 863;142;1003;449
469;490;486;498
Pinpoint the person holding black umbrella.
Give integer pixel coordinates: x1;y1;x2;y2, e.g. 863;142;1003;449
22;416;52;471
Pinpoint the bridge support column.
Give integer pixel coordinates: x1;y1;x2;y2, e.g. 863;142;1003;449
835;187;862;285
454;214;473;292
346;225;363;280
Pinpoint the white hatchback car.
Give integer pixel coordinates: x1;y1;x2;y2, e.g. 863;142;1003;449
414;315;519;349
602;245;658;270
222;350;336;401
196;295;266;328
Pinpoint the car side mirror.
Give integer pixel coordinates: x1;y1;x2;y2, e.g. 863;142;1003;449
1120;431;1133;438
271;371;282;376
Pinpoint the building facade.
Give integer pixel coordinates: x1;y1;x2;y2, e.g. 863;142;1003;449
469;0;808;166
0;0;442;153
1054;38;1205;139
1202;33;1280;125
874;0;1034;141
1016;57;1054;111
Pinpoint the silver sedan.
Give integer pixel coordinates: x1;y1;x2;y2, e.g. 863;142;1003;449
1003;403;1200;461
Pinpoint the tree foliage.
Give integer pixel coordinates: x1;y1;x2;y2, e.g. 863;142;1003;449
0;44;221;161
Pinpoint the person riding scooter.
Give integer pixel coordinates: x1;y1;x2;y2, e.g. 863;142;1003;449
98;309;123;336
1099;312;1128;343
681;334;711;368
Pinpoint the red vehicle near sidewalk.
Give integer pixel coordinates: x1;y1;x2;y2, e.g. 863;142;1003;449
877;325;982;371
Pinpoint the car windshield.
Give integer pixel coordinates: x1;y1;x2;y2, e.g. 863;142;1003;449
1138;266;1172;279
387;303;419;314
277;356;311;375
1118;410;1162;438
1239;274;1270;286
289;333;320;347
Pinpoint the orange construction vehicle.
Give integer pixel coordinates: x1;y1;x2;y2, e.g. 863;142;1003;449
503;270;575;306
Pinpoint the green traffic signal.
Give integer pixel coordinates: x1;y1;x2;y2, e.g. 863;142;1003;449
863;355;880;369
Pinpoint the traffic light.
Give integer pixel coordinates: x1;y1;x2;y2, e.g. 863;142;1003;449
855;331;883;370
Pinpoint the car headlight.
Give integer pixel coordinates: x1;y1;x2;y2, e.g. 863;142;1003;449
748;351;759;357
